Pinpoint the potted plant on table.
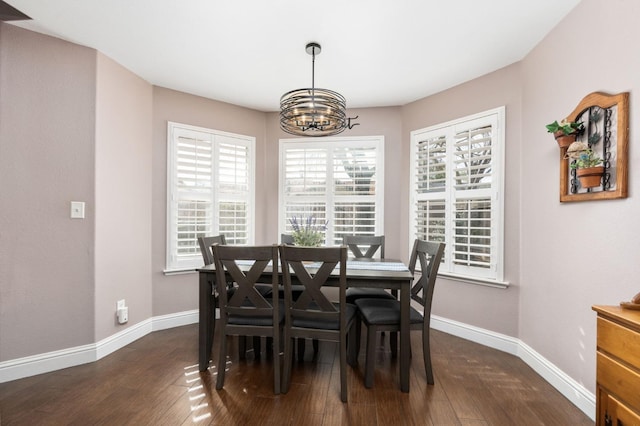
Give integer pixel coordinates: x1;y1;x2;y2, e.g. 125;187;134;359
289;216;327;247
569;148;604;188
546;119;584;148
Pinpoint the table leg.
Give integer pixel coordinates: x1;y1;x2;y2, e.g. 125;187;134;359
400;281;410;392
199;272;213;371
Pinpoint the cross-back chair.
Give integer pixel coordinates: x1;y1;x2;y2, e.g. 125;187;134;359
279;245;356;402
354;239;445;388
343;235;396;304
212;244;282;394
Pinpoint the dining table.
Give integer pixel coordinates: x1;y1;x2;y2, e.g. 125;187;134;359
197;257;415;392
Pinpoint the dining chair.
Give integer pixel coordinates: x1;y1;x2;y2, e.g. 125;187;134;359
279;245;357;402
212;244;282;394
354;239;445;388
280;233;317;359
343;235;396;304
281;233;294;245
198;235;268;360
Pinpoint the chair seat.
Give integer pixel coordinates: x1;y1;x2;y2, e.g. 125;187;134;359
345;287;395;304
228;301;285;326
355;298;423;325
292;303;357;330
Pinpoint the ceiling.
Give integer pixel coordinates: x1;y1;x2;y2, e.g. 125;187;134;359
5;0;581;112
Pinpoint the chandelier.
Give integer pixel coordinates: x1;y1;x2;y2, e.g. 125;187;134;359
280;42;359;137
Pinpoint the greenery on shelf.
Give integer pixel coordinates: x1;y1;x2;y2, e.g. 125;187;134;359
546;119;584;135
569;149;602;169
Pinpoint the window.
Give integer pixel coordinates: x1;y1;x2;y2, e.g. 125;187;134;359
410;107;505;283
279;136;384;245
166;122;255;271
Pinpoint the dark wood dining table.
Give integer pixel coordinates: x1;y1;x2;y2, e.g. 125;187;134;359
197;258;415;392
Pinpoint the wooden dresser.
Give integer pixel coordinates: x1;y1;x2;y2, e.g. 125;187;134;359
593;305;640;426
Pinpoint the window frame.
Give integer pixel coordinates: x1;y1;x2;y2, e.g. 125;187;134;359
409;107;506;285
278;136;385;245
165;121;255;272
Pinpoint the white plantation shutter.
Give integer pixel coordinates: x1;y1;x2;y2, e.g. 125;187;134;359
280;137;384;246
410;107;504;282
167;123;254;271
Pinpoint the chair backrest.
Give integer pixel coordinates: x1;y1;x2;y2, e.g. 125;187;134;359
212;244;279;320
281;233;295;245
342;235;385;259
407;239;445;312
279;245;347;327
198;235;227;265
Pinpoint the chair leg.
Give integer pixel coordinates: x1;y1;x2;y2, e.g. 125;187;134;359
347;323;357;367
390;331;398;359
340;333;348;402
364;325;377;388
253;336;261;360
354;319;362;360
272;332;281;394
312;338;319;355
297;338;305;361
239;336;247;360
216;332;228;390
423;328;434;385
282;336;293;394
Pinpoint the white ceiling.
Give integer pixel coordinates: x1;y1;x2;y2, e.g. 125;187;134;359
6;0;581;112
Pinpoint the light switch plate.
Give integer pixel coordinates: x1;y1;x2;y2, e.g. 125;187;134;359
70;201;85;219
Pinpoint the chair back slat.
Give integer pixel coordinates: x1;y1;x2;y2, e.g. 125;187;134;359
343;235;385;259
407;240;445;309
212;244;278;320
279;245;347;324
198;235;227;265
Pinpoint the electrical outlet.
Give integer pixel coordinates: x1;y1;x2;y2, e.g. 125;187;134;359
117;299;126;310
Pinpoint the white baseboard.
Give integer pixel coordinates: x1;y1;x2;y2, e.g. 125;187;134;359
431;315;596;421
0;310;596;421
0;311;198;384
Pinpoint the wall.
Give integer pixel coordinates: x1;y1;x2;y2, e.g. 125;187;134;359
94;53;153;340
401;64;523;338
264;106;404;256
519;0;640;393
150;87;267;316
0;24;96;360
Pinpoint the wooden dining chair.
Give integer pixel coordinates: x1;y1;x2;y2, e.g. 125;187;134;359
343;235;396;304
212;244;282;394
279;245;357;402
281;233;294;245
198;235;268;360
279;233;316;359
354;239;445;388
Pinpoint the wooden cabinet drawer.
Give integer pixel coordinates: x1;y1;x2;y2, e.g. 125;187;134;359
607;393;640;426
597;352;640;411
598;317;640;368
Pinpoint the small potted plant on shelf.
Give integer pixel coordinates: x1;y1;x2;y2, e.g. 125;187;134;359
289;215;327;247
569;148;604;188
546;119;584;148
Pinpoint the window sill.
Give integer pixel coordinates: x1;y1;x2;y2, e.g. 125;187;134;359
163;268;197;276
438;272;509;289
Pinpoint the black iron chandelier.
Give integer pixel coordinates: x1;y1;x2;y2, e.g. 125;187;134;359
280;42;359;137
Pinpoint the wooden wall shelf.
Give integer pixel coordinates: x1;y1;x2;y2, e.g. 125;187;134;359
559;92;629;202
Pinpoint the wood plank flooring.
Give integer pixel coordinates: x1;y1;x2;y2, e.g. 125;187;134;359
0;324;594;425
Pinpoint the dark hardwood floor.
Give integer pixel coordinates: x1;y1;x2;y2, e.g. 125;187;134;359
0;324;593;425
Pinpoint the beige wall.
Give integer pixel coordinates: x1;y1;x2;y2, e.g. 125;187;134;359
401;63;523;338
95;53;153;340
0;24;96;359
518;0;640;391
150;87;267;316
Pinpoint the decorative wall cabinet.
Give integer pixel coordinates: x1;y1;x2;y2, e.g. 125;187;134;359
559;92;629;202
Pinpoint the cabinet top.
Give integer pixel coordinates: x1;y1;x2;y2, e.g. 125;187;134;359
593;305;640;331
